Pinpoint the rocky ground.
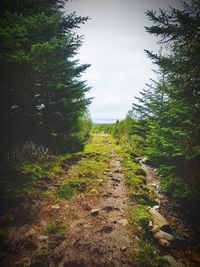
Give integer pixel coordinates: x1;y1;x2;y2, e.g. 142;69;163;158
141;160;200;267
1;135;200;267
0;137;135;267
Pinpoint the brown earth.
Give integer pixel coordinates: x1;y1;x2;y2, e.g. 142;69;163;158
2;150;135;267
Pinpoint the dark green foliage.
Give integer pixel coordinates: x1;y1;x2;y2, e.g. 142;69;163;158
130;1;200;207
0;0;91;155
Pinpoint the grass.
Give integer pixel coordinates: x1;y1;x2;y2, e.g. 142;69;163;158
45;221;66;237
56;134;112;199
112;136;165;266
133;241;168;267
128;205;151;228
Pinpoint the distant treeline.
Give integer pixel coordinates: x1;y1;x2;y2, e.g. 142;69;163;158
94;0;200;217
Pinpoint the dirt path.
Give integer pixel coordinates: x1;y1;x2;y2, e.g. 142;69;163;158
3;146;134;267
59;150;133;267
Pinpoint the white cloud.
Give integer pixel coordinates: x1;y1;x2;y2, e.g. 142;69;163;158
66;0;182;120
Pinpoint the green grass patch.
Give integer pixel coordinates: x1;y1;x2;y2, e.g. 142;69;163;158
133;241;168;267
128;204;151;228
56;134;112;199
56;179;84;199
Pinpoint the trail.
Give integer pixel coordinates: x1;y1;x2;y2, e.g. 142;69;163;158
2;139;134;267
59;150;133;267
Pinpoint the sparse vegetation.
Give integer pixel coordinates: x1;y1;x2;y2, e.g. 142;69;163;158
56;134;111;199
133;242;168;267
45;221;66;237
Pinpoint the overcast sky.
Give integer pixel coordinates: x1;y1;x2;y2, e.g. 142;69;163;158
65;0;181;121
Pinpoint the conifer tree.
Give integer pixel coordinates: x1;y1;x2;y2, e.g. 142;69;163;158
131;0;200;205
0;0;91;153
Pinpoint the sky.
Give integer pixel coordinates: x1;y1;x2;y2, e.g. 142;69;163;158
65;0;182;121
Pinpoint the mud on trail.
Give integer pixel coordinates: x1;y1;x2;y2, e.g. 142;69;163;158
0;136;134;267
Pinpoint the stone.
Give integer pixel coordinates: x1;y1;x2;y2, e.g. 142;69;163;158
152;224;160;233
97;179;104;183
91;209;99;216
163;255;185;267
121;246;127;251
154;230;174;241
38;235;48;241
148;221;153;228
149;207;169;228
159;238;170;247
25;228;37;237
153;205;160;210
51;204;60;209
119;219;128;226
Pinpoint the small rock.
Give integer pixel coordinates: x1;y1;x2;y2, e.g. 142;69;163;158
154;230;174;241
153;205;160;210
51;204;60;209
163;255;185;267
119;219;128;226
121;246;127;252
97;179;104;183
91;209;99;216
38;235;48;241
148;221;153;228
149;207;169;228
152;224;160;233
25;228;37;237
159;238;170;247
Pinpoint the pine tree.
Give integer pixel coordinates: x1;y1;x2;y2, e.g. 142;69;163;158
0;0;91;154
130;0;200;206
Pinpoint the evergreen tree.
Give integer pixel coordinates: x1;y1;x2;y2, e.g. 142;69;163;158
131;0;200;206
0;0;91;154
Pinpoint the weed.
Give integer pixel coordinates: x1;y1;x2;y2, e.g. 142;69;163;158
45;221;66;237
57;180;80;199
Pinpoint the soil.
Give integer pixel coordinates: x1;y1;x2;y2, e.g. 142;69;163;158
1;150;134;267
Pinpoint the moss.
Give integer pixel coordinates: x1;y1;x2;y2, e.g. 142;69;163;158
128;204;151;228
